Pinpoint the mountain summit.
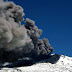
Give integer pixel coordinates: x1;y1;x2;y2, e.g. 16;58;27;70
0;54;72;72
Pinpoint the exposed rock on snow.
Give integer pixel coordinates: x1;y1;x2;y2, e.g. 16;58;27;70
0;54;72;72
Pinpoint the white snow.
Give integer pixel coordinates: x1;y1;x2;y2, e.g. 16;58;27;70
0;54;72;72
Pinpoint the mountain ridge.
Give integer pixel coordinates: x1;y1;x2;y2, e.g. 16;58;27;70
0;54;72;72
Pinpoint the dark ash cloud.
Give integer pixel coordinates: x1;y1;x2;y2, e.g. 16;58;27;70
0;0;53;62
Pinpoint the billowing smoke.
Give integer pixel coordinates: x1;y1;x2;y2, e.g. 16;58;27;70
0;0;53;62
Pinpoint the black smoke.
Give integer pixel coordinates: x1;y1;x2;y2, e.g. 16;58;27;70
0;0;53;62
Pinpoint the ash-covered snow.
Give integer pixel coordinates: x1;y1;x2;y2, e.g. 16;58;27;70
0;54;72;72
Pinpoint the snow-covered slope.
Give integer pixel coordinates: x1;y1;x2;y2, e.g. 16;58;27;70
0;54;72;72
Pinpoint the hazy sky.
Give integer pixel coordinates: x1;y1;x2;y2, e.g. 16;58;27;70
8;0;72;57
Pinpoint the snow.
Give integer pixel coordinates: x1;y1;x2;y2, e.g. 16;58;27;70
0;54;72;72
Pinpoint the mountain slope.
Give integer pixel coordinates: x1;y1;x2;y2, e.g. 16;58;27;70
0;54;72;72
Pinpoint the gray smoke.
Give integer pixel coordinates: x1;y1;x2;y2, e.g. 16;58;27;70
0;0;53;62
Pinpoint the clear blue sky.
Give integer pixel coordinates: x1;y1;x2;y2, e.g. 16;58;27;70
8;0;72;57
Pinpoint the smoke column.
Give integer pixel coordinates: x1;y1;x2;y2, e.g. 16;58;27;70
0;0;53;62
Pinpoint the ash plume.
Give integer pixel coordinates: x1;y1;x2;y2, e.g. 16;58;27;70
0;0;53;62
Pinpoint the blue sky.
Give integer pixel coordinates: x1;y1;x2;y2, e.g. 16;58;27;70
8;0;72;57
